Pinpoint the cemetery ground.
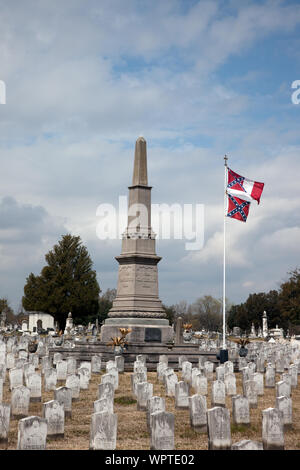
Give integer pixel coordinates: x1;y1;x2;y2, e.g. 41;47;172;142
2;367;300;450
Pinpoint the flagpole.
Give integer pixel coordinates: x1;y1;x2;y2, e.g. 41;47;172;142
223;155;228;351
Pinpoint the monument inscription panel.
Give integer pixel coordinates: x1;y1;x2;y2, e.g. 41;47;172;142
145;328;161;342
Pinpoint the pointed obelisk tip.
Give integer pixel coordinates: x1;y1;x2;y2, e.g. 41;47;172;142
132;136;148;186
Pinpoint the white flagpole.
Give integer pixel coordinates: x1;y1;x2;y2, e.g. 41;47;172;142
223;155;228;350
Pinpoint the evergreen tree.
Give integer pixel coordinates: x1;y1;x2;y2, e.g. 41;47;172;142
97;288;117;325
22;234;100;328
0;298;15;323
279;269;300;330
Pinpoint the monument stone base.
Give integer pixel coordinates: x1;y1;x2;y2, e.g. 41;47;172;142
100;317;174;344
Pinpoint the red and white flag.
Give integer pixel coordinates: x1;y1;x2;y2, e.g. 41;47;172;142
226;193;251;222
226;167;264;204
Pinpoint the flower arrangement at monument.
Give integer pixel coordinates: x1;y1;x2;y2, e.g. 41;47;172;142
107;328;132;354
230;337;251;357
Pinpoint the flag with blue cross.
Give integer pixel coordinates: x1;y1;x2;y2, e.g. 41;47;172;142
226;193;251;222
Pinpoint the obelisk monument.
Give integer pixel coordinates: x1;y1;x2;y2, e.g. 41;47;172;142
100;137;173;344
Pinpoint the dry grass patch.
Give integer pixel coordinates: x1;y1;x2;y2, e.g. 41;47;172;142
2;367;300;449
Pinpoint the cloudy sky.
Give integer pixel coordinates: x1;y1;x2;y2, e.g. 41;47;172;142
0;0;300;312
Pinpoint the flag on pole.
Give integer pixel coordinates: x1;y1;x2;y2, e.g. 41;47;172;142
226;167;264;204
226;193;251;222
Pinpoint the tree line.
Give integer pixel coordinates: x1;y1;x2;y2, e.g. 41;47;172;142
0;234;299;334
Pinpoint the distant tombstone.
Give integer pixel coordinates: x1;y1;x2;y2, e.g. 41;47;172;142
262;408;284;450
54;387;72;419
224;361;234;375
53;352;62;365
56;360;68;381
207;407;231;450
289;364;298;389
102;372;117;395
98;382;114;403
106;361;115;371
29;353;39;369
66;357;77;375
66;374;80;400
204;362;214;381
238;357;247;371
150;411;174;450
80;361;91;379
178;355;188;370
0;403;10;447
198;356;205;372
131;372;147;395
136;382;153;411
89;411;117;450
107;367;119;390
281;372;292;388
115;356;124;373
27;373;42;402
224;373;236;396
44;369;57;392
41;356;52;375
211;380;226;407
192;369;201;389
182;361;192;384
19;349;28;360
265;365;276;388
6;353;15;370
253;372;264;396
216;365;225;382
133;362;146;375
24;363;35;383
256;356;265;373
275;357;284;373
94;398;114;414
9;367;23;390
136;355;146;365
195;375;208;396
17;416;47;450
232;439;263;450
0;350;5;366
244;380;258;409
276;396;292;429
157;363;168;382
11;385;30;418
91;355;102;374
188;394;207;433
248;362;256;374
159;355;168;366
78;367;90;390
43;400;64;438
175;317;183;345
175;381;189;409
147;396;165;432
232;327;241;336
276;381;291;398
232;395;250;426
165;373;178;397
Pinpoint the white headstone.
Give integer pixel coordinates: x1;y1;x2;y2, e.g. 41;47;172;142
189;394;207;433
17;416;47;450
207;406;231;450
89;411;117;450
43;400;64;438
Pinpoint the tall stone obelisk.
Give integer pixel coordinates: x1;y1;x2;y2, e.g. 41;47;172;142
100;137;173;344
